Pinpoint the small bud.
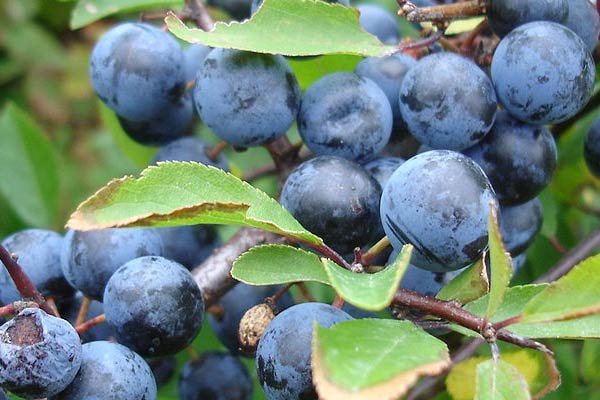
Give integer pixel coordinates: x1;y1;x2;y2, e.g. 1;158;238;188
238;303;275;356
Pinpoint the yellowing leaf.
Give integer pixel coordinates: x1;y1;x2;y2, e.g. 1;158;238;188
313;319;450;400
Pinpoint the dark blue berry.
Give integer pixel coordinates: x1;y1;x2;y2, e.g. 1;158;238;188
60;227;164;301
89;22;185;121
103;256;204;357
50;341;157;400
298;72;393;163
281;156;382;254
463;111;557;205
194;49;300;148
179;351;253;400
381;150;497;271
491;21;595;125
256;303;352;400
500;198;543;256
399;52;497;151
487;0;568;38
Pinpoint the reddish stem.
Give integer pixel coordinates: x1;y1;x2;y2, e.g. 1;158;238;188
0;244;57;316
75;296;92;327
331;296;345;309
0;301;39;316
206;141;228;161
76;314;107;335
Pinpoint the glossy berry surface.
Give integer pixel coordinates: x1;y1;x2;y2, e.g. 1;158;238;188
89;22;185;121
487;0;568;38
298;72;392;163
256;302;352;400
60;227;164;300
194;49;300;148
399;52;497;151
463;111;557;205
281;156;382;254
500;197;543;256
179;351;253;400
208;283;294;355
150;136;229;170
50;341;157;400
381;150;497;271
103;256;204;357
0;229;72;305
356;4;399;44
491;22;595;126
0;308;82;399
117;93;193;146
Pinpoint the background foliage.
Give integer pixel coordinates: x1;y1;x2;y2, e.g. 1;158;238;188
1;0;600;398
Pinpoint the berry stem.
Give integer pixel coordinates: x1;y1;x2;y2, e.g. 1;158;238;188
361;236;391;266
75;313;107;335
397;0;487;23
75;296;92;327
206;304;225;320
0;243;57;317
266;283;293;305
296;282;316;302
0;301;39;316
392;288;552;354
206;140;228;161
331;296;345;309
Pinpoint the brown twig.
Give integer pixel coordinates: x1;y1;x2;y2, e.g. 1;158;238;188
397;0;487;23
534;227;600;283
392;289;552;354
191;228;284;307
184;0;215;31
0;244;57;316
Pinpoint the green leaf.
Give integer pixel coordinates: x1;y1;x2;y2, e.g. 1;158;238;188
451;284;600;339
313;319;450;400
447;349;560;400
437;258;489;304
70;0;183;29
289;54;362;90
475;359;531;400
66;161;323;245
165;0;396;56
444;17;486;35
581;340;600;386
322;245;412;311
0;103;59;229
519;254;600;323
485;205;513;320
98;102;157;169
231;244;329;285
449;285;547;338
